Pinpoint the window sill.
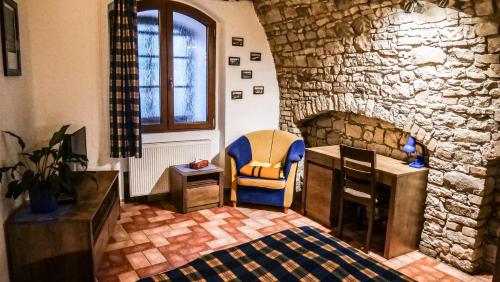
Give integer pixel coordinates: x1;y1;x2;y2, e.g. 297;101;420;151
141;129;219;144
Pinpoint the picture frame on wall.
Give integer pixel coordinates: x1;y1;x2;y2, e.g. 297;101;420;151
228;56;240;66
250;52;261;61
231;91;243;100
1;0;21;76
232;37;244;47
241;70;252;79
253;86;264;95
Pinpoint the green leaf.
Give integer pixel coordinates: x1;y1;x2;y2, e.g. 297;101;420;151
30;150;43;164
49;125;70;148
9;162;25;178
6;180;19;198
50;174;73;196
0;167;13;183
3;131;26;151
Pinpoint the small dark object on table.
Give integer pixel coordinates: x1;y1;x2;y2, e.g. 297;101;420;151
189;159;209;169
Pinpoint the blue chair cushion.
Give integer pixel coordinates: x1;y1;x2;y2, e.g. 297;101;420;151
227;136;252;171
283;139;305;178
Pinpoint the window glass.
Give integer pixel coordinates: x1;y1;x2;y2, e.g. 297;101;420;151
138;10;161;125
172;12;208;124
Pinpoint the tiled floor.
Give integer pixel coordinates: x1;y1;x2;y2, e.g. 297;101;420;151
97;202;493;282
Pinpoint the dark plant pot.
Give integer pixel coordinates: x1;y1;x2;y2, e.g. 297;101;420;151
29;186;58;214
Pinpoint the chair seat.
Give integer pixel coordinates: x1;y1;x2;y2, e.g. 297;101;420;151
237;176;286;190
345;188;371;199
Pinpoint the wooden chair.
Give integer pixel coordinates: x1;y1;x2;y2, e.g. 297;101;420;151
337;144;378;253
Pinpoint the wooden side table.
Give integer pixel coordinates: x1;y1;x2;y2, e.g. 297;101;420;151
170;164;224;213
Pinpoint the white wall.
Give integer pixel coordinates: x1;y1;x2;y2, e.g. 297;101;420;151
22;0;279;190
1;1;278;279
0;0;34;280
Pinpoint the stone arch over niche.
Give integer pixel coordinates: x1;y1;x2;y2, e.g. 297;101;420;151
254;0;499;273
292;94;438;153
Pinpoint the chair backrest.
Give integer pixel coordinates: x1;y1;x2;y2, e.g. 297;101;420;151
340;144;377;202
245;130;300;165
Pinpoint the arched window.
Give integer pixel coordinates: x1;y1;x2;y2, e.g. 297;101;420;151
137;0;216;132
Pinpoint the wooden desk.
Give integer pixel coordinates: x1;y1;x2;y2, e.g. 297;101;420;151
301;145;428;259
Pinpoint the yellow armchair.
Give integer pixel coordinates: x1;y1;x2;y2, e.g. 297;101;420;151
227;130;305;212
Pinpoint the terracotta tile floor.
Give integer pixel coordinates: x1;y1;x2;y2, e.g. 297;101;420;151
97;202;493;282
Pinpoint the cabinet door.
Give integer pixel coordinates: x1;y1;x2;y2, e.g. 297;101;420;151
305;162;333;227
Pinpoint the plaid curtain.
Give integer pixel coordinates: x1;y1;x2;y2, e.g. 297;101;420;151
109;0;142;158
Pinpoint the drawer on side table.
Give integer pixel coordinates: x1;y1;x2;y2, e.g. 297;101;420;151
186;184;220;209
170;164;224;213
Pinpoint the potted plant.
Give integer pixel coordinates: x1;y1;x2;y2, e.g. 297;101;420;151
0;125;89;213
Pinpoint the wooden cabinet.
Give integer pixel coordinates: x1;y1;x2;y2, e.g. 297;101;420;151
494;236;499;282
5;171;120;282
170;164;224;213
302;146;428;259
304;162;335;227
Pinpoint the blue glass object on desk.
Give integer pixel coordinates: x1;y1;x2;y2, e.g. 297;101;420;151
402;136;425;168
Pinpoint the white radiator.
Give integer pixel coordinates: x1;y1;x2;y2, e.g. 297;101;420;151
129;140;211;197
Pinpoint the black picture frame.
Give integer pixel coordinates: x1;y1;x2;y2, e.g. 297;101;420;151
250;52;261;61
228;56;240;66
0;0;21;76
253;86;264;95
232;37;244;47
231;91;243;100
241;70;252;79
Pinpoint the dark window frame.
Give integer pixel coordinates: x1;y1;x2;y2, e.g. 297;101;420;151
137;0;216;133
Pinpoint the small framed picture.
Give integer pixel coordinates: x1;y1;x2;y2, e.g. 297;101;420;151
1;0;21;76
253;86;264;95
231;91;243;100
228;56;240;66
232;37;244;47
250;52;261;61
241;70;253;79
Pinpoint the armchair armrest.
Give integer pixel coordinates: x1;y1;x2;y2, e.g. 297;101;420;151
283;139;305;179
227;136;252;172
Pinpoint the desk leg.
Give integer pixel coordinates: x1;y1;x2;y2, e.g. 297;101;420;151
384;174;427;259
301;159;309;215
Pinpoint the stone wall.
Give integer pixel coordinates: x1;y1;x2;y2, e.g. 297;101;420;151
253;0;500;273
300;112;418;161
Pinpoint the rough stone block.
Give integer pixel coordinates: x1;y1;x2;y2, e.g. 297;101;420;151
316;117;332;128
413;46;447;65
475;0;494;16
384;130;400;148
446;221;461;231
450;244;483;261
444;199;481;219
475;54;500;64
453;128;491;143
475;22;499;37
428;170;444;185
346;124;362;139
353;34;372;52
488;37;500;53
373;127;384;144
445;230;482;248
443;171;486;196
332;120;345;132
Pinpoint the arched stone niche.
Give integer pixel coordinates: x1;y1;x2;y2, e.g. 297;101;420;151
298;111;423;161
253;0;500;273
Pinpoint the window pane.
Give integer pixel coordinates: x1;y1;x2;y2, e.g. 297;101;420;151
138;10;161;125
172;12;208;124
